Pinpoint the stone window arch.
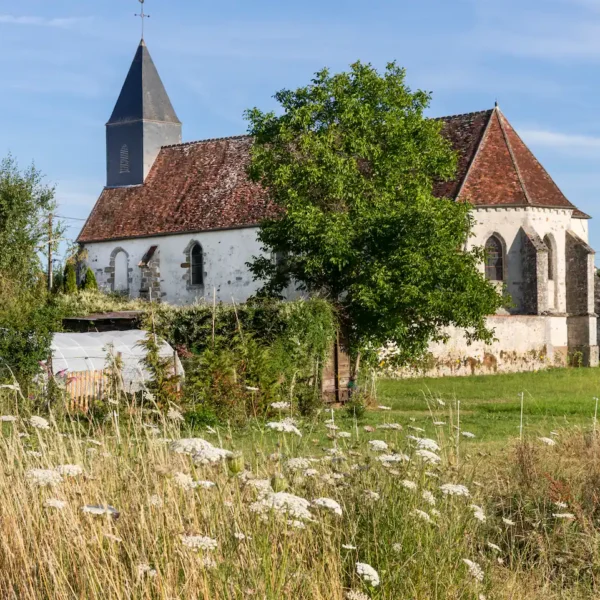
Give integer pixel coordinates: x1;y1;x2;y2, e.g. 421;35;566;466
119;144;130;174
183;240;205;289
484;234;505;282
110;247;130;293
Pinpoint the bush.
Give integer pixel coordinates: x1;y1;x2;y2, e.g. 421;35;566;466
63;263;77;295
80;267;98;291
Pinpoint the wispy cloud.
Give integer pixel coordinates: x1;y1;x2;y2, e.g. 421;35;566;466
520;128;600;155
0;15;89;29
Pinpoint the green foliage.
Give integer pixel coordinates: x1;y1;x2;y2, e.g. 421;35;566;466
81;267;98;291
245;62;504;365
63;263;77;295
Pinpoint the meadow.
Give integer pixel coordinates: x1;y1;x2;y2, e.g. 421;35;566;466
1;368;600;599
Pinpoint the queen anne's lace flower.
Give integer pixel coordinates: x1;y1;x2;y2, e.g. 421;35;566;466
55;464;83;477
270;401;290;410
0;415;17;422
377;405;392;411
539;437;557;446
137;563;157;577
422;490;436;506
411;509;433;523
377;423;402;430
461;431;476;438
368;440;388;452
356;562;380;587
250;491;313;521
554;501;568;509
408;436;440;452
463;558;484;582
181;535;218;551
378;453;410;464
553;512;576;520
364;490;380;501
29;416;50;430
337;431;351;438
312;497;342;516
167;408;184;422
174;472;196;491
502;517;515;526
82;504;119;517
415;449;441;464
44;498;66;510
440;483;470;497
27;469;62;487
487;542;501;552
285;457;311;471
303;468;319;477
345;591;371;600
149;494;163;507
266;421;302;436
171;438;232;464
401;480;417;491
470;504;486;522
342;544;357;550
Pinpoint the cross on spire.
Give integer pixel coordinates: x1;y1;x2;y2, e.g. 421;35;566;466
135;0;150;39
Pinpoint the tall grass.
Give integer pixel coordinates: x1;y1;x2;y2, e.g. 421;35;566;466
0;392;599;599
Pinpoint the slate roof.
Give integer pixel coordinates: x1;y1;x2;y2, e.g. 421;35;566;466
78;107;587;244
108;40;180;125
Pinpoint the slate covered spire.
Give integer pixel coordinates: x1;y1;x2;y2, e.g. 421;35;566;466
106;39;182;187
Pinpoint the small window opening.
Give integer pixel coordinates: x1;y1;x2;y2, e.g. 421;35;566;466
544;235;554;281
191;244;203;286
119;144;130;174
485;235;504;281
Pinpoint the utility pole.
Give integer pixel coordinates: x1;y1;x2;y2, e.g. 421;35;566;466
47;213;53;292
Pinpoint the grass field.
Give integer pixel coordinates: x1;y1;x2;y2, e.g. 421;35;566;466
372;368;600;448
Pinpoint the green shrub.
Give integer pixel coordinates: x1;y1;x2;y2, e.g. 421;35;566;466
81;267;98;291
63;263;77;295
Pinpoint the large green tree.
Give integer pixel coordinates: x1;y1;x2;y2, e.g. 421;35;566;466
245;62;504;365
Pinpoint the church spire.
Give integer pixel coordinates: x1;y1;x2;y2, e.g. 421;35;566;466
106;40;182;187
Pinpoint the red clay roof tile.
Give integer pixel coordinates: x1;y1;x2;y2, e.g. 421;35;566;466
77;108;587;244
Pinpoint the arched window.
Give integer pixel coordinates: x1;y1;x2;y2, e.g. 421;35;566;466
113;249;129;292
190;243;203;286
543;235;554;280
119;144;130;174
485;235;504;281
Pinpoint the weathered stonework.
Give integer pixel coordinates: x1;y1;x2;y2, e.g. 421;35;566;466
139;246;163;301
520;225;548;314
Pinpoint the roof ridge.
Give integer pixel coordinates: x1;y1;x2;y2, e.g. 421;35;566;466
495;108;532;205
162;134;251;149
454;108;495;200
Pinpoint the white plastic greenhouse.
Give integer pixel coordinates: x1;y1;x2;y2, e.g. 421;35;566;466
51;330;184;394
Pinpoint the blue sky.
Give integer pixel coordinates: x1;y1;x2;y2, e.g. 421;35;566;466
1;0;600;256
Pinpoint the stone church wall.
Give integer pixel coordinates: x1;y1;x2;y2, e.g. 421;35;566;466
383;315;569;378
85;226;276;305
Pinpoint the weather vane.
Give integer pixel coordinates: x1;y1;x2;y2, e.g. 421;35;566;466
135;0;150;39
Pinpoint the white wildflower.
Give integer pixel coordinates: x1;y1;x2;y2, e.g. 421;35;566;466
325;423;339;431
408;436;440;452
502;517;515;526
137;563;157;578
377;405;392;411
246;386;259;392
287;519;306;529
26;451;42;458
461;431;476;438
441;483;470;497
251;491;313;521
174;472;196;491
411;509;433;523
144;424;161;436
433;421;446;426
181;535;218;551
436;399;446;407
55;464;83;477
487;542;501;552
431;508;441;517
266;421;302;437
285;457;311;471
200;556;217;569
313;497;343;516
462;558;484;582
470;504;486;522
196;480;216;489
539;437;557;446
392;542;402;553
342;544;357;550
408;425;425;432
104;533;123;543
401;480;417;491
415;449;441;464
167;408;184;422
422;490;436;506
303;468;319;477
29;416;50;430
234;532;251;541
82;504;119;517
26;469;62;487
245;478;273;497
0;415;17;422
345;591;371;600
171;438;232;464
364;490;380;501
368;440;388;452
554;501;568;509
337;431;352;438
44;498;66;510
356;562;380;587
270;401;290;410
553;512;576;520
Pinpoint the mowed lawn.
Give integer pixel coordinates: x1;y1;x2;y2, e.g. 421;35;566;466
372;367;600;448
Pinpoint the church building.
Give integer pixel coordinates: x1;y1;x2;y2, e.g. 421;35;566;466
77;40;598;376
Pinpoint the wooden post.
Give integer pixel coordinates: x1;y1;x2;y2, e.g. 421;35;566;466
47;213;53;292
334;330;340;404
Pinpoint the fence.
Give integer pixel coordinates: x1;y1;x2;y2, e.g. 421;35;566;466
65;370;107;412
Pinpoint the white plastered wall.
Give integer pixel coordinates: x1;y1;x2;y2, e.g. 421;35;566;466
84;226;285;305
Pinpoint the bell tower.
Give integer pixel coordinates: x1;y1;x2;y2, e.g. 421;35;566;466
106;39;182;187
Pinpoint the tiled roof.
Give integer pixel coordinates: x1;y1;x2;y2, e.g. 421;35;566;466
78;107;587;244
